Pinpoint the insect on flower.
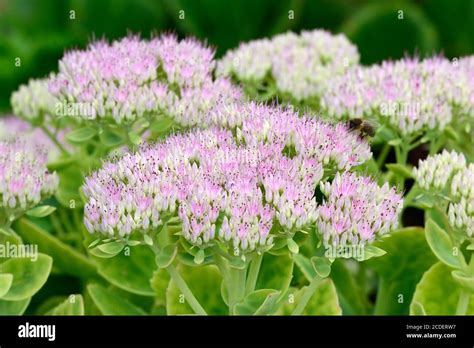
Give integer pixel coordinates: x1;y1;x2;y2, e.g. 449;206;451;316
348;118;377;140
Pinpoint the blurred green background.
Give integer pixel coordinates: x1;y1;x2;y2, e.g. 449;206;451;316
1;0;473;111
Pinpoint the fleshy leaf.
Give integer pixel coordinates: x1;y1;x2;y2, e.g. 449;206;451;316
0;273;13;298
0;254;52;301
65;127;97;143
256;254;293;296
26;206;56;218
234;289;280;315
166;264;226;315
47;295;85;315
425;219;460;269
410;262;474;315
311;256;332;278
366;227;437;315
156;244;178;268
0;298;31;315
277;279;342;315
94;245;156;296
452;270;474;292
87;284;147;315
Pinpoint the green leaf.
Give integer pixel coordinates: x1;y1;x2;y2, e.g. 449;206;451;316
234;289;280;315
47;295;84;315
90;241;124;258
143;234;153;246
0;254;52;301
256;254;294;296
26;205;56;218
311;256;332;278
277;279;342;315
54;166;84;209
156;244;177;268
386;163;414;179
366;227;437;315
425;219;460;269
13;218;98;281
411;301;426;315
452;270;474;292
467;243;474;251
150;115;175;137
376;126;398;142
193;249;205;265
47;157;76;171
293;253;317;280
65;127;97;143
94;244;156;296
388;139;402;146
99;128;125;147
444;126;460;142
330;259;368;315
413;194;435;209
0;273;13;298
287;238;299;254
359;245;386;261
128;130;142;145
0;298;31;315
220;280;229;306
410;262;474;315
87;284;147;315
166;264;226;315
150;268;170;305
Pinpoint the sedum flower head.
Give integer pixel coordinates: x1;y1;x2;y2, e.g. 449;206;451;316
0;116;69;161
317;172;403;247
217;29;359;101
83;105;372;253
414;151;473;238
10;77;58;124
207;102;372;170
48;34;242;125
448;56;474;117
320;57;458;136
0;139;58;216
412;150;466;191
448;164;474;237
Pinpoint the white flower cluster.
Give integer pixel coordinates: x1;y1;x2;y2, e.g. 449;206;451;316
217;29;359;101
10;77;58;123
448;163;474;237
414;150;473;238
413;150;466;191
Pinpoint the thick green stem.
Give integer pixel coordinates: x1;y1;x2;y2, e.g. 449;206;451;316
152;237;207;315
245;253;263;294
373;278;391;315
429;137;444;155
292;275;322;315
213;252;229;282
228;266;247;315
394;143;408;188
376;143;391;169
41;125;71;156
166;264;207;315
455;290;470;315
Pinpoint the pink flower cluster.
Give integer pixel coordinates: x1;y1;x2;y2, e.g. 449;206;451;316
46;35;242;125
0;139;58;215
320;56;474;136
0;116;69;161
207;102;372;170
83;105;373;252
317;172;403;247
